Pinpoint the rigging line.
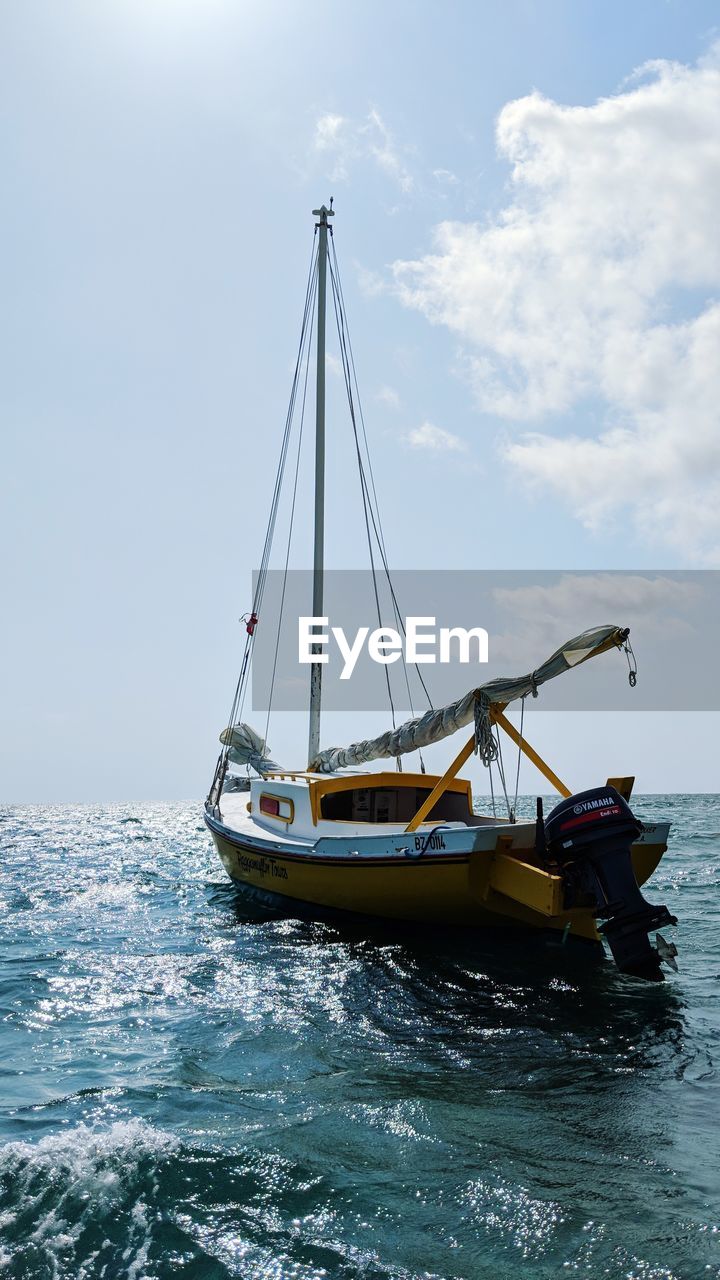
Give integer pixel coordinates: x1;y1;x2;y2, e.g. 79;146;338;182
247;242;317;607
217;236;319;775
327;240;435;716
254;242;319;614
495;726;514;823
241;246;318;699
330;239;391;572
328;243;403;601
239;260;319;729
328;260;398;735
232;247;317;724
329;242;430;700
262;274;316;747
328;255;429;774
253;268;316;595
328;245;434;713
489;755;497;819
330;239;390;561
512;697;525;818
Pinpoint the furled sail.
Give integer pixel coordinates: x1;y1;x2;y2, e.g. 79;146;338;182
220;723;278;774
309;625;629;774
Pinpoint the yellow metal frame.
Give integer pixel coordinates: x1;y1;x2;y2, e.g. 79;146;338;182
490;709;571;798
405;737;477;832
406;704;571;832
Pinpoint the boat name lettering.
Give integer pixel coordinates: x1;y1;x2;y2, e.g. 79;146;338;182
298;617;489;680
236;852;288;881
415;834;446;851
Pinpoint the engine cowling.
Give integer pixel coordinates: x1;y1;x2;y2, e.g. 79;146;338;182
544;786;676;980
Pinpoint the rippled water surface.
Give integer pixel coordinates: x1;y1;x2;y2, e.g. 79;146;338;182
1;796;719;1279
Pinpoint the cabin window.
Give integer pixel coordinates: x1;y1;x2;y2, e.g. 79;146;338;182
319;786;470;824
259;794;294;823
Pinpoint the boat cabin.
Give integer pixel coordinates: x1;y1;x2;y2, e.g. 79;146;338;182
247;771;478;840
314;773;471;824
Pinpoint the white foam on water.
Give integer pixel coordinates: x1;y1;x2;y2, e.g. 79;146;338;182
0;1118;177;1279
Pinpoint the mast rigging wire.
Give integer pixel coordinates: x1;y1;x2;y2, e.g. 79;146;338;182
207;238;319;801
209;219;439;800
329;238;435;715
327;256;399;739
262;272;317;746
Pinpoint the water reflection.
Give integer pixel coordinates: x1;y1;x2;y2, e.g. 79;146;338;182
1;804;715;1280
203;880;701;1278
215;880;688;1093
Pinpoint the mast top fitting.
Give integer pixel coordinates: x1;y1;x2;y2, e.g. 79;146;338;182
313;199;335;227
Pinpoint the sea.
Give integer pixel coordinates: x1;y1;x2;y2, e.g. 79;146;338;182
0;795;718;1280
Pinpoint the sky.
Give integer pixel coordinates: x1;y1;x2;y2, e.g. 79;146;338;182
2;0;720;801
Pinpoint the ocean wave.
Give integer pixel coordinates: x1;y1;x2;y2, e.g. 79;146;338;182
0;1118;177;1279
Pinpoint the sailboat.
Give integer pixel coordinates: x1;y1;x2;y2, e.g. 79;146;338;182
205;203;678;981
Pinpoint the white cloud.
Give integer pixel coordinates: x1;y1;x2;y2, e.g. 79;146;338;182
405;422;467;452
325;352;342;377
432;168;459;186
363;108;414;193
313;113;349;181
487;573;700;668
356;265;386;298
376;385;401;409
314;112;346;147
392;45;720;560
493;573;700;624
314;108;414;193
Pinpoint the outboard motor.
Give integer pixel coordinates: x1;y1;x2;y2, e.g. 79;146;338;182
544;786;677;981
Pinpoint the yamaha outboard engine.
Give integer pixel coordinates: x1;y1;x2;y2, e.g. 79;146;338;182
544;786;677;980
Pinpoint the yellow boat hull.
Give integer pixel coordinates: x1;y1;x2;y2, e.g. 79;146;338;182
207;819;667;945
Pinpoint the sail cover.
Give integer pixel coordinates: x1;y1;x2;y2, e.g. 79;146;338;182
309;625;629;774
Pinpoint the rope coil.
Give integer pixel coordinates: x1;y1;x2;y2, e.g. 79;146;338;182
473;693;499;768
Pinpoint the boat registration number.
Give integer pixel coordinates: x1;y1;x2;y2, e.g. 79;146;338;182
415;834;446;851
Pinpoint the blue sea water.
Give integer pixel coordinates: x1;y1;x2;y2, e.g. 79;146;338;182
0;795;718;1280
